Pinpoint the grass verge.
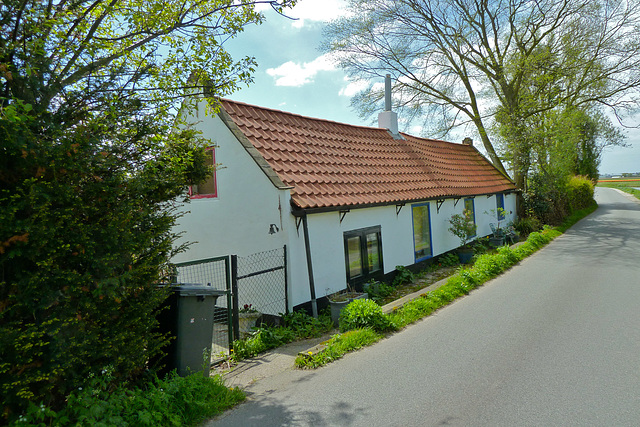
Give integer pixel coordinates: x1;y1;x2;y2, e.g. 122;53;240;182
296;203;597;370
294;329;382;369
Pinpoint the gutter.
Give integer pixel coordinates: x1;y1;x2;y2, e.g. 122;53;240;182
290;190;521;217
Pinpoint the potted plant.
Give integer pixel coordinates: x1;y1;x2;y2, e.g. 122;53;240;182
448;209;478;264
327;286;368;327
237;304;261;335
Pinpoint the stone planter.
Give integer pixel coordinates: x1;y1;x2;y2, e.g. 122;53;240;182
328;292;368;327
237;312;261;335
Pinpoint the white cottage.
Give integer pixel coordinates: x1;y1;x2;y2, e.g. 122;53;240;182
173;95;518;313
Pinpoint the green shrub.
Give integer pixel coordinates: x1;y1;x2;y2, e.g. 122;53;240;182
513;215;542;236
339;299;396;333
1;96;211;418
566;175;595;211
281;310;333;338
12;371;244;426
392;265;415;286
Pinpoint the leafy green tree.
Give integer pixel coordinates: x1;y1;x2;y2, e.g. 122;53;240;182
1;0;295;420
323;0;640;187
1;0;295;114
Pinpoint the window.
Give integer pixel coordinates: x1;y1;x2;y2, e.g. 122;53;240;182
496;194;505;220
189;147;217;199
344;226;383;286
464;198;476;237
412;203;432;261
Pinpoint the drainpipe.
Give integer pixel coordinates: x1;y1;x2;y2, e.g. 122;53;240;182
301;214;318;318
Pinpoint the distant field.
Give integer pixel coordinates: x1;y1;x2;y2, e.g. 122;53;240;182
598;179;640;200
598;179;640;187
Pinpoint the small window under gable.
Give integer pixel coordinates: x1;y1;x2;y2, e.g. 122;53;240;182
189;147;217;199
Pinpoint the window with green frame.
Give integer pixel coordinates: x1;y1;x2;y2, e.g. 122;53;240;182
464;198;476;238
412;203;432;261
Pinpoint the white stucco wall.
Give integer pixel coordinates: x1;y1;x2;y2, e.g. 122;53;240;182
287;193;517;309
172;101;289;263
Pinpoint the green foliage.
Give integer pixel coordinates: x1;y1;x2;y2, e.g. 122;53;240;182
448;209;477;248
339;299;396;333
363;280;395;302
0;0;296;115
294;329;382;369
232;311;333;361
437;253;460;268
12;371;244;426
392;265;415;286
1;1;301;421
523;172;594;226
566;175;595;211
513;215;543;236
0;93;215;418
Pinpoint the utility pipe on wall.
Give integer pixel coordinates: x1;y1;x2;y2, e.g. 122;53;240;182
301;214;318;318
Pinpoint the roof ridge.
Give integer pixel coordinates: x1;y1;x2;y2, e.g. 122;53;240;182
221;98;453;146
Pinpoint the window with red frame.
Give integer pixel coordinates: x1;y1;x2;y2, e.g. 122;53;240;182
189;147;217;198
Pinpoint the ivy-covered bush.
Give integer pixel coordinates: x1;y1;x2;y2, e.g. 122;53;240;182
339;299;396;333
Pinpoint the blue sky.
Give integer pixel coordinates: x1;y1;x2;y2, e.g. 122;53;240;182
223;0;640;176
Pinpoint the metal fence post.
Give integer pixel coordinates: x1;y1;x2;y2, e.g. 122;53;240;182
231;255;240;342
283;245;289;314
225;256;233;351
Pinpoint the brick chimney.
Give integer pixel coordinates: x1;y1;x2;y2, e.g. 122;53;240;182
462;137;473;146
378;74;401;138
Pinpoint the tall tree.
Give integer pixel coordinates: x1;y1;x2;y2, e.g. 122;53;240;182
0;0;295;419
323;0;640;186
1;0;295;114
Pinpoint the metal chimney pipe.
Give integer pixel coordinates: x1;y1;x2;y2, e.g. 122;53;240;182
384;74;392;111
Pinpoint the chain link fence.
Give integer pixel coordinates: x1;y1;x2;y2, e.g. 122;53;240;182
235;246;288;316
171;246;289;352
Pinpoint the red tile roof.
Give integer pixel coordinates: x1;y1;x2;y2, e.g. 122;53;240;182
219;99;516;210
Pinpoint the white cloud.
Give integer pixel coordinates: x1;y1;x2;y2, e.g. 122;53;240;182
338;78;384;97
266;53;337;86
338;78;368;97
288;0;350;28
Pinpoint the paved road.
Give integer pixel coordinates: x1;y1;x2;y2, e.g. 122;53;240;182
209;187;640;427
